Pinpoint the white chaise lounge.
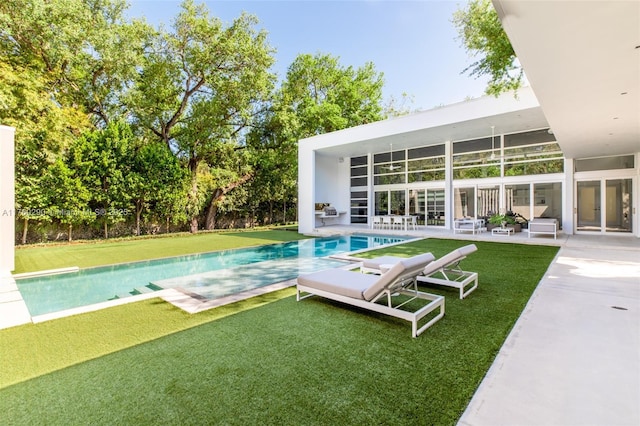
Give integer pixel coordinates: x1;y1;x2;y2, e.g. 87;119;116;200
361;244;478;299
296;253;444;337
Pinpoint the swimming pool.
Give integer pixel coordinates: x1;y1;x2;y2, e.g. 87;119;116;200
16;234;409;316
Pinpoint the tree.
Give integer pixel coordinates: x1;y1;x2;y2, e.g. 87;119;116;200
43;159;94;242
277;53;385;137
452;0;523;96
127;0;275;232
247;53;385;224
69;121;135;238
0;0;151;127
130;142;188;236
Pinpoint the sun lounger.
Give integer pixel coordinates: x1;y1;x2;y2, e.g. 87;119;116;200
417;244;478;299
361;245;478;299
296;253;444;337
360;253;435;274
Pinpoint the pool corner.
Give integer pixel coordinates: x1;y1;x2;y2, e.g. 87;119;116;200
0;270;31;330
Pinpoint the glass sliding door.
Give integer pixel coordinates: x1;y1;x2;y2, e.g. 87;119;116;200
534;182;562;225
579;178;634;233
374;191;389;215
454;187;475;219
389;190;406;215
577;181;601;231
409;189;425;225
477;186;500;219
605;179;632;233
505;184;531;223
426;189;445;226
375;190;406;216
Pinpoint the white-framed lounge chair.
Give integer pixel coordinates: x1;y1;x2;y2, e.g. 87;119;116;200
296;253;444;338
360;252;435;274
361;245;478;299
417;244;478;299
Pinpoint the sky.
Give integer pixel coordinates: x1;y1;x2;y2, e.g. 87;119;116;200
126;0;489;111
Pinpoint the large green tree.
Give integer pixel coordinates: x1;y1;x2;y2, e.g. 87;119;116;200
130;142;188;236
127;0;275;232
277;53;384;136
69;121;135;238
452;0;523;96
248;53;386;223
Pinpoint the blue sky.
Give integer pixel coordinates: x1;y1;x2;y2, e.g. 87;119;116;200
126;0;489;111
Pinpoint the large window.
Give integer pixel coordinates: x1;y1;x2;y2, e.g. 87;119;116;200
534;182;562;226
375;190;405;215
454;187;475;219
503;129;563;176
350;156;368;224
373;148;406;185
505;184;531;222
350;191;368;224
575;155;635;172
453;137;500;179
477;186;500;218
408;145;445;182
350;156;368;187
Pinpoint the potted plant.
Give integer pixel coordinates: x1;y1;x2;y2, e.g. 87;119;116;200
487;213;520;232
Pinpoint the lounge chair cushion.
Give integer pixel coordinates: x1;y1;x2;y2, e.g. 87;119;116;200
362;252;435;301
297;269;375;300
362;255;405;271
422;244;477;276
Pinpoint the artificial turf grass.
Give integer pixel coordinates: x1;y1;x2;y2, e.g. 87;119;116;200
0;239;559;425
13;229;310;274
0;287;297;389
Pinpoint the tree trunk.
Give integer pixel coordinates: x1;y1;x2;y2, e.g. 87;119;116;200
190;216;198;233
104;221;108;239
204;189;223;230
203;173;254;231
269;200;273;225
283;201;286;225
188;158;200;233
135;200;143;236
68;224;73;242
21;218;28;244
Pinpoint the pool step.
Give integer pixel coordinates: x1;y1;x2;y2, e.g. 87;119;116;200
134;285;155;294
110;284;162;300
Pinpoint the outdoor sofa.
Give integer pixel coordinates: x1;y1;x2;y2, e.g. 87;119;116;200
528;218;558;239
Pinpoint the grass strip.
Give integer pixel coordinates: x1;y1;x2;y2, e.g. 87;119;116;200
13;230;309;273
1;239;558;425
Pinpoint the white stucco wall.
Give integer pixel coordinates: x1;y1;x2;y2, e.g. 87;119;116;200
0;126;15;271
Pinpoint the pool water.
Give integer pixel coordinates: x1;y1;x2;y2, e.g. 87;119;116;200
16;234;408;316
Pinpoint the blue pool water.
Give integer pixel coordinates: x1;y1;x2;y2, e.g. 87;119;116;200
16;234;409;316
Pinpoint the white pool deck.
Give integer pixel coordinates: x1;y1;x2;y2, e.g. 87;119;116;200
1;229;638;425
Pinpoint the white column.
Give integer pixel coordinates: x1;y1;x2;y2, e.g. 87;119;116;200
297;145;316;234
563;158;574;235
0;126;15;271
444;140;453;230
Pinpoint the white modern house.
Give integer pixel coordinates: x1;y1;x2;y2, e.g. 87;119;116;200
298;1;640;238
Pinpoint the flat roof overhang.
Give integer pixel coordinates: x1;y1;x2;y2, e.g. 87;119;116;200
301;87;549;158
493;0;640;159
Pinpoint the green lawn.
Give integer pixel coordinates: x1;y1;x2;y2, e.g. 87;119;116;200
1;235;559;425
13;229;309;273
